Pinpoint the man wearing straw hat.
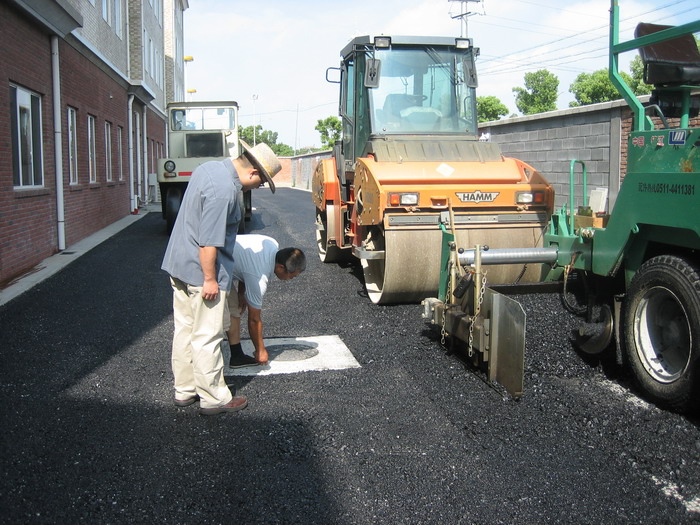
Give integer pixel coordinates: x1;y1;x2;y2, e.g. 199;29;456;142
161;140;281;415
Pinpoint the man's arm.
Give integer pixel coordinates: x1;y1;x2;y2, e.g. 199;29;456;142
247;306;268;365
199;246;219;300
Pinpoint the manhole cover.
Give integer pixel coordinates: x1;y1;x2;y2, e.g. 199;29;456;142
266;343;319;362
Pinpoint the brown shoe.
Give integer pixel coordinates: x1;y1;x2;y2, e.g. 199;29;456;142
199;395;248;416
174;394;199;407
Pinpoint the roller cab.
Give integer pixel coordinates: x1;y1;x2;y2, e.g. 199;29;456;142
314;35;554;304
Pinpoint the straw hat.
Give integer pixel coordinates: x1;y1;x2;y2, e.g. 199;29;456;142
240;140;282;193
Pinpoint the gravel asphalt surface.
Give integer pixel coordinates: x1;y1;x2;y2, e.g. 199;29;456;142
1;187;699;524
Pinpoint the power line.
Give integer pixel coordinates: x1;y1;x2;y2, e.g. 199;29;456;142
240;101;336;119
475;0;694;75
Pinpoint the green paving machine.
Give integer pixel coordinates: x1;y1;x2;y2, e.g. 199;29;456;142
423;1;700;412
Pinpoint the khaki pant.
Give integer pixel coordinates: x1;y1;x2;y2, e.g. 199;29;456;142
170;277;232;409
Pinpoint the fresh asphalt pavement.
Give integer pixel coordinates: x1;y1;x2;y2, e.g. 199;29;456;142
1;187;699;524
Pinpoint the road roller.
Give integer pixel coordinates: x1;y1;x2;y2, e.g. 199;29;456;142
424;3;700;413
312;35;554;304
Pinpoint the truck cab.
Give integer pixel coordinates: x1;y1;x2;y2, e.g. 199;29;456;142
157;101;251;232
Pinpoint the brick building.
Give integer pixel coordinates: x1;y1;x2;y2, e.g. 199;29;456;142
1;0;188;286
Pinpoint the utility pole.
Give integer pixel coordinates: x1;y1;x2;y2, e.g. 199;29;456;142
252;94;258;146
448;0;483;38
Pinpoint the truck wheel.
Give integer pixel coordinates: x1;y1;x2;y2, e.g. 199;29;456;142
315;208;343;263
165;189;182;233
621;255;700;413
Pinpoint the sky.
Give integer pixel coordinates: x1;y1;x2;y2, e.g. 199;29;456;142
183;0;700;150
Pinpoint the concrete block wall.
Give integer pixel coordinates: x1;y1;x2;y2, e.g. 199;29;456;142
479;101;626;212
290;151;333;190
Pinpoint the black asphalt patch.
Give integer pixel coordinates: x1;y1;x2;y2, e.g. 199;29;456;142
1;188;698;524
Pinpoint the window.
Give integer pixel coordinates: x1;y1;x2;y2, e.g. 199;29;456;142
105;121;113;182
67;107;78;184
10;84;43;188
102;0;111;24
115;0;122;38
143;30;149;74
87;115;97;183
117;126;124;180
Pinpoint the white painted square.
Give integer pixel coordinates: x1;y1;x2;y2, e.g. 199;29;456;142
224;335;360;376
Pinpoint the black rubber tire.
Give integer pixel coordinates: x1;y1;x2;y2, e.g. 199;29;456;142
316;210;344;263
165;188;182;234
621;255;700;413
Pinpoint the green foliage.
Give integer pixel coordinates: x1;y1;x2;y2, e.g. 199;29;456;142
512;70;559;115
476;96;509;122
629;56;652;96
315;116;342;149
238;125;294;156
569;62;654;107
569;69;627;106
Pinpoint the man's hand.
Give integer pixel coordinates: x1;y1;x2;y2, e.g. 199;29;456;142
248;306;268;365
199;246;219;301
237;289;248;315
254;346;269;366
201;279;219;301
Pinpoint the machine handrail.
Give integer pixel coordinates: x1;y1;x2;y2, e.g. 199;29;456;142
568;159;587;234
609;0;700;132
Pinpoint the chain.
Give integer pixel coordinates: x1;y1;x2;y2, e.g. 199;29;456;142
467;270;487;358
440;262;454;345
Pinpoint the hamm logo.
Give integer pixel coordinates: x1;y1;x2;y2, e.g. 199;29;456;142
455;191;500;203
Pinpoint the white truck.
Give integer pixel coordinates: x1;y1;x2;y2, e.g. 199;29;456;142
156;101;251;232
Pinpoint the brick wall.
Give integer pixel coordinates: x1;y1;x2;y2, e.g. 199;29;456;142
60;39;133;247
0;4;57;286
0;3;167;286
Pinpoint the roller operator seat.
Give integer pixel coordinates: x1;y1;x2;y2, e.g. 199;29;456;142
635;23;700;87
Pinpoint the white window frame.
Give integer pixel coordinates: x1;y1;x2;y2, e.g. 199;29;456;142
67;107;78;184
117;125;124;181
10;84;44;188
115;0;122;38
87;115;97;183
102;0;111;24
104;121;113;182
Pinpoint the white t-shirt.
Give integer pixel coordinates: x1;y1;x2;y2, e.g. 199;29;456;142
231;234;279;309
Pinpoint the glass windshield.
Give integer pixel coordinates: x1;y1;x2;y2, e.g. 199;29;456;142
368;47;477;135
170;107;237;131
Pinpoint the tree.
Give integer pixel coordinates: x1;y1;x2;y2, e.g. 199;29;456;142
315;116;342;149
512;70;559;115
569;69;631;106
476;96;509;122
629;56;652;96
238;125;294;156
569;63;655;107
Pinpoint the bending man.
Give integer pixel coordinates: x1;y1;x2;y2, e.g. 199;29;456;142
226;235;306;367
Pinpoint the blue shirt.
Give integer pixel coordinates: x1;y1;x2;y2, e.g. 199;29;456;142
161;159;242;291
